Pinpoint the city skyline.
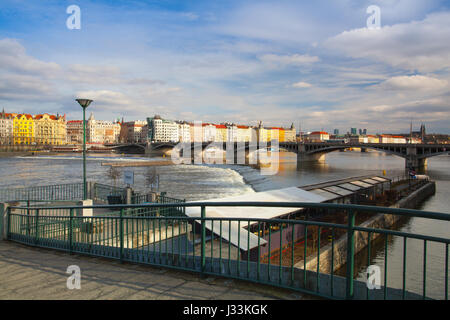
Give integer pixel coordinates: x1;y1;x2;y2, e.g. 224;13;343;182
0;1;449;134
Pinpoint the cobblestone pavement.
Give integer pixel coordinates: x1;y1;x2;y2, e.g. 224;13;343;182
0;241;314;300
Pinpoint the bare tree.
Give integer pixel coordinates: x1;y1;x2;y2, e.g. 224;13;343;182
145;167;159;191
107;166;121;191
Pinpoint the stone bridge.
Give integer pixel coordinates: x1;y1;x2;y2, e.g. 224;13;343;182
107;142;449;169
279;142;449;169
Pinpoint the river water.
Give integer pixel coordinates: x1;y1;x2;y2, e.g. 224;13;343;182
0;150;448;299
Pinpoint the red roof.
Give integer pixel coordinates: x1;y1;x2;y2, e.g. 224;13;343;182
310;131;329;135
16;114;33;120
215;124;226;129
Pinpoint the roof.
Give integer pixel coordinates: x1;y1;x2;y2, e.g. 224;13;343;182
15;114;33;120
310;131;329;135
185;187;327;251
300;175;390;200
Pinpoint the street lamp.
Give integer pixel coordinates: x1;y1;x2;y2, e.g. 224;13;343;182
76;99;93;200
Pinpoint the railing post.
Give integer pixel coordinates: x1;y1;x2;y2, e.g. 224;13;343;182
120;208;124;262
6;206;11;240
27;200;30;237
69;208;73;254
201;205;206;274
34;209;39;245
346;209;355;299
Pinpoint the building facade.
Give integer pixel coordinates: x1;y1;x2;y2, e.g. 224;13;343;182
177;121;191;142
308;131;330;142
0;110;13;145
147;115;179;143
34;113;66;145
13;114;35;145
284;124;296;142
87;113;121;144
66;120;84;144
120;120;148;143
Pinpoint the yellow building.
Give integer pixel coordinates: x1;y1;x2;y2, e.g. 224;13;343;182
34;114;67;145
270;128;284;142
13;114;34;145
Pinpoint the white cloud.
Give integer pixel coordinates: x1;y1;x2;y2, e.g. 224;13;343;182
259;54;319;67
292;81;312;88
377;75;448;91
324;12;450;72
0;38;60;76
75;90;131;107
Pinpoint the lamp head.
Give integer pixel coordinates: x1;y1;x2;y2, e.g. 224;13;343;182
76;99;93;108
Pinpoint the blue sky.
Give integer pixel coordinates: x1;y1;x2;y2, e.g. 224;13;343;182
0;0;449;133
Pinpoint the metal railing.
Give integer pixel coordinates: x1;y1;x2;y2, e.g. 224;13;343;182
92;183;126;202
0;183;84;202
5;201;449;300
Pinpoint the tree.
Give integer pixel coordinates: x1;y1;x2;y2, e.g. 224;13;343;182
145;167;159;191
107;166;121;192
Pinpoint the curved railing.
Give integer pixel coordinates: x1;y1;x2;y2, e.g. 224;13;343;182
4;201;450;300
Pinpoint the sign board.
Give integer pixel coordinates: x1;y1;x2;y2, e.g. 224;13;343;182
124;170;134;185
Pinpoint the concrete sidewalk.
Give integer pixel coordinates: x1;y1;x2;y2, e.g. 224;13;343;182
0;241;313;300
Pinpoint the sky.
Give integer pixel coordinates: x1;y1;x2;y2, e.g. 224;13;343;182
0;0;449;134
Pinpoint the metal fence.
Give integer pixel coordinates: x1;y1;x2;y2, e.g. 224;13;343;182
0;183;84;202
5;202;449;300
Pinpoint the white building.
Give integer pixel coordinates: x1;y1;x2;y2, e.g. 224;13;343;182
147;115;179;143
308;131;330;142
0;110;13;145
87;113;121;144
379;135;407;144
177;121;191;142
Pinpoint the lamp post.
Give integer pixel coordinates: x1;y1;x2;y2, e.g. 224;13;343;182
76;99;93;200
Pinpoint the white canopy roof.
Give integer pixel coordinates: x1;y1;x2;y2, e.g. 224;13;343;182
185;187;327;251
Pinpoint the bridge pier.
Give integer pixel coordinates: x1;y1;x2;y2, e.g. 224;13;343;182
144;142;152;155
297;152;326;164
405;157;427;170
405;147;428;170
296;144;326;164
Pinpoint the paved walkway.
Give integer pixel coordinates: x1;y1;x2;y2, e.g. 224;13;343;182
0;241;313;300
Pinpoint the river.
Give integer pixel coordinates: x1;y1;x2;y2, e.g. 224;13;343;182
0;150;448;299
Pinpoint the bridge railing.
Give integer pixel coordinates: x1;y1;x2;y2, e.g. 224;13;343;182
5;201;449;300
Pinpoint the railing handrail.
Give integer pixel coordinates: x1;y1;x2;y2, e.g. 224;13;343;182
0;182;83;191
9;211;450;244
9;201;450;222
